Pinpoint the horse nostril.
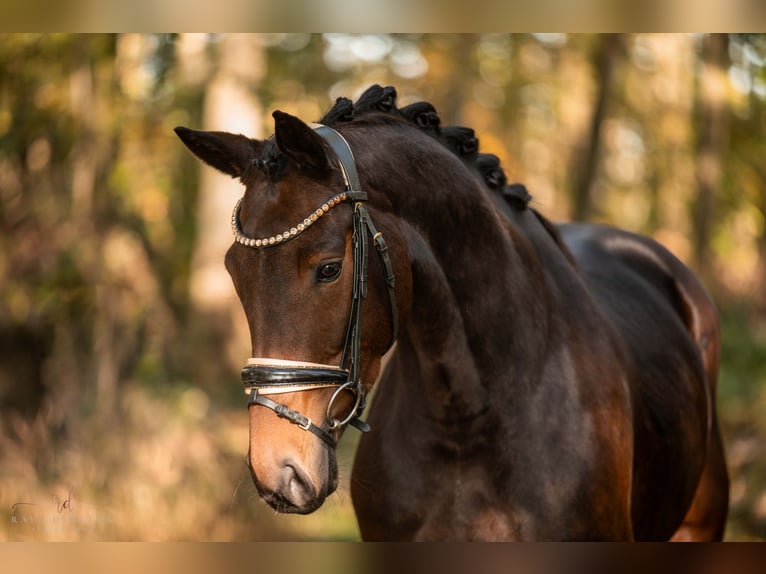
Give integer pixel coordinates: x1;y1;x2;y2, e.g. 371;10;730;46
281;462;316;508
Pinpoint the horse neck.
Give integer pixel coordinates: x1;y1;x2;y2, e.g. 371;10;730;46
350;123;559;422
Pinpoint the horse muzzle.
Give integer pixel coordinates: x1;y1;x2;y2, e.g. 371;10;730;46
247;448;339;514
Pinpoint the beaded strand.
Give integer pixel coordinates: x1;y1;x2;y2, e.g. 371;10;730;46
231;192;350;248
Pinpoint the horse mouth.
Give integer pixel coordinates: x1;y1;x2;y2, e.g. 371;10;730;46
247;457;337;515
258;486;326;514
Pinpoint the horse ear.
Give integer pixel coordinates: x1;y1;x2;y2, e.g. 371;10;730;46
174;127;261;181
272;111;331;174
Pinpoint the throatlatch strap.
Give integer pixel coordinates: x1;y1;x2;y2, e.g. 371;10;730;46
365;213;399;348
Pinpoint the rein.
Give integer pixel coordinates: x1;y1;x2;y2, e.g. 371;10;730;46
234;124;398;449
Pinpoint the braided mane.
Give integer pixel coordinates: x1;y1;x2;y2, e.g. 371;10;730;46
319;84;533;211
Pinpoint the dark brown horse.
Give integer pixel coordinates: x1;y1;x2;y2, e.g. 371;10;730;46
175;85;729;541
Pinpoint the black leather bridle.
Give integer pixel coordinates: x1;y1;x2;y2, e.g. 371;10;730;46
233;124;398;449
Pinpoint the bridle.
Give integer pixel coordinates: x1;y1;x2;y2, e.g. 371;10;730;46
232;124;398;449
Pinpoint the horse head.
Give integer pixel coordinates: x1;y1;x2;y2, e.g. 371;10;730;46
175;110;407;514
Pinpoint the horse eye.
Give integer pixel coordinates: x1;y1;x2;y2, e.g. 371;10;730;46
316;261;343;283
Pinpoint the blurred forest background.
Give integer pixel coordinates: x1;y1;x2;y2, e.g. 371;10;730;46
1;33;765;541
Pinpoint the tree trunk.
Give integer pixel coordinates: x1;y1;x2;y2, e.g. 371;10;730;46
692;33;730;281
186;35;266;388
571;34;623;222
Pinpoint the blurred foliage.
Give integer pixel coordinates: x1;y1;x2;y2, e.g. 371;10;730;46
1;33;765;541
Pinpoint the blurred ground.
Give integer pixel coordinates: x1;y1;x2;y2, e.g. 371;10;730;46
0;385;362;541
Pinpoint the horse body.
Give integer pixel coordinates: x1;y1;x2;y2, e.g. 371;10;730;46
560;222;728;540
355;191;724;540
175;85;728;540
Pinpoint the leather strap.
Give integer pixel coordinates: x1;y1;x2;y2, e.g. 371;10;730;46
365;210;399;348
249;389;337;449
312;124;363;192
242;364;348;387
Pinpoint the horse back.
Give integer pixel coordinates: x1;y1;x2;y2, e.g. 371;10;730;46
558;222;718;540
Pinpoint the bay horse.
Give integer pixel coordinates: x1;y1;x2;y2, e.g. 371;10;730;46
175;85;729;541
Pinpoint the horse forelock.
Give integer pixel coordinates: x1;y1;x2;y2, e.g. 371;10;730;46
248;137;285;184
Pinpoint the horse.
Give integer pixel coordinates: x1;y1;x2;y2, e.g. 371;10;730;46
175;84;729;541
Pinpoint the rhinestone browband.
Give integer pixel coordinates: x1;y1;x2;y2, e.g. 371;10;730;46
232;192;351;248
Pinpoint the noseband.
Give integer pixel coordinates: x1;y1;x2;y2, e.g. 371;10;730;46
233;124;398;449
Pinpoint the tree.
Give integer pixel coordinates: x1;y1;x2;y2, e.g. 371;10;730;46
185;35;266;389
692;33;730;281
570;34;624;222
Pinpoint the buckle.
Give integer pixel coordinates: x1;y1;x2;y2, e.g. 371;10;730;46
372;231;387;252
297;416;313;431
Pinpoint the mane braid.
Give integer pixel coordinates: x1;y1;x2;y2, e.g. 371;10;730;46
440;126;479;160
476;154;507;191
354;84;398;114
501;183;533;210
320;97;354;125
400;102;440;133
